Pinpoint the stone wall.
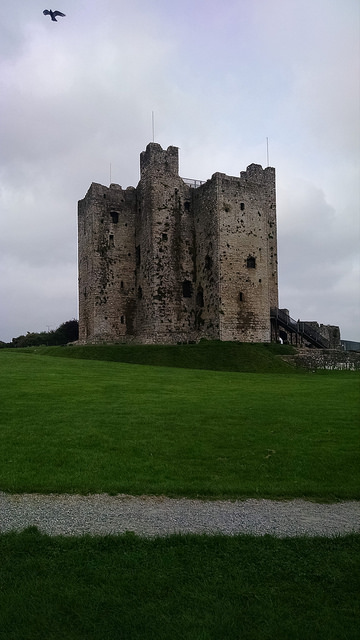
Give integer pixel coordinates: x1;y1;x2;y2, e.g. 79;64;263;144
283;349;360;371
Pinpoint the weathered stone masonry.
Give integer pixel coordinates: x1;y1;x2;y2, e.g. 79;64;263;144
78;143;278;344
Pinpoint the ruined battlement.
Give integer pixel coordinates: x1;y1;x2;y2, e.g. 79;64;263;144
140;143;179;179
78;143;278;344
240;163;275;182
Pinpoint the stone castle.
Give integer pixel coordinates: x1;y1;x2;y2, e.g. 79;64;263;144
78;143;279;344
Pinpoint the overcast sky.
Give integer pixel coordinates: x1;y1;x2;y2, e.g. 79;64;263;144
1;0;359;342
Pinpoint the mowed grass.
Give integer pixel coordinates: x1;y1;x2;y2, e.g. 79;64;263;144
0;349;359;498
1;346;359;639
0;529;359;640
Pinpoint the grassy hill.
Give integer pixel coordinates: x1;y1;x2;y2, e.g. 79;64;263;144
33;341;299;373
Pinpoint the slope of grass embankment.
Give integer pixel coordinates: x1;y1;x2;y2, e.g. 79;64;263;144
34;340;299;373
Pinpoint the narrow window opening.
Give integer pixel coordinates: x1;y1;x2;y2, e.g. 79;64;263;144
110;211;119;224
205;254;213;271
121;315;125;324
247;256;256;268
109;234;115;248
120;281;124;289
196;286;204;308
137;286;143;300
239;292;244;301
182;280;192;298
184;201;191;212
240;202;245;211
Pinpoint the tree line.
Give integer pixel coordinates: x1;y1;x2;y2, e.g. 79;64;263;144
0;319;79;348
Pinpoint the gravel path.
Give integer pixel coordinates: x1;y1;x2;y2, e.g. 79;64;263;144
1;493;359;537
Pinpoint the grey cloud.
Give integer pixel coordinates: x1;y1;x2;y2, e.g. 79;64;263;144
0;0;358;342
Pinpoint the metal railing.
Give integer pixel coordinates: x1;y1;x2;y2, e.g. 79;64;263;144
271;308;330;348
298;322;329;348
182;177;205;189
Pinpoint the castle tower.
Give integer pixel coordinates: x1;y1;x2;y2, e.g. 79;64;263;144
77;143;278;344
135;144;197;342
78;182;137;342
191;164;278;343
217;163;277;342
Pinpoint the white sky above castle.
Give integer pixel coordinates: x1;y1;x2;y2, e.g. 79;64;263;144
0;0;359;342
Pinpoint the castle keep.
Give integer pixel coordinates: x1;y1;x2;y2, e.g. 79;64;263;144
78;143;278;344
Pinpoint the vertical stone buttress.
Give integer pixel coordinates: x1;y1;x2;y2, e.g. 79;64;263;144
192;179;221;339
135;144;196;343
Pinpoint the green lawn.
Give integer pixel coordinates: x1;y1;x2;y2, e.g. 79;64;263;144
1;346;359;639
0;529;359;640
0;349;359;499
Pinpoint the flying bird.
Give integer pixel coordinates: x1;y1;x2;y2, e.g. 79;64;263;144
43;10;66;21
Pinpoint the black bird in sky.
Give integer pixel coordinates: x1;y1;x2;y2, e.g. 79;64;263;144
43;10;66;21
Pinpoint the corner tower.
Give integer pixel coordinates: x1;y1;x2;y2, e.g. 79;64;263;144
218;163;277;342
78;182;137;342
191;163;277;343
